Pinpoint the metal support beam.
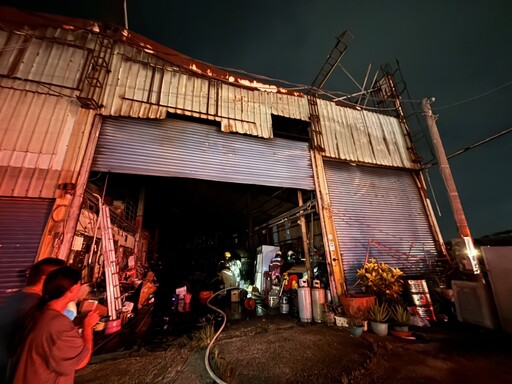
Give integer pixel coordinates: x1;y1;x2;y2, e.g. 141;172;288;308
311;151;346;304
298;190;312;282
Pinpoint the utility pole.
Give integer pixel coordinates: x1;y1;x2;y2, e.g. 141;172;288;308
124;0;129;29
422;98;480;274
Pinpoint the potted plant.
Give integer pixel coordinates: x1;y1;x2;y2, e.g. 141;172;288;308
340;294;376;319
347;315;365;337
324;303;336;326
391;304;411;332
329;304;349;327
368;302;390;336
356;259;404;304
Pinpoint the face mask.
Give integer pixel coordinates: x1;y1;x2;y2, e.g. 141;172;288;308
64;301;77;321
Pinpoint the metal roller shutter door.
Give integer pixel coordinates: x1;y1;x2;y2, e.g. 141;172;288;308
324;160;438;290
92;117;315;190
0;198;53;303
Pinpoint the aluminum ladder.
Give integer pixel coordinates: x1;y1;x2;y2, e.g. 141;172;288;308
96;194;122;320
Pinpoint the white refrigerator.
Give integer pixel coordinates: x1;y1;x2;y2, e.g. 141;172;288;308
254;245;280;293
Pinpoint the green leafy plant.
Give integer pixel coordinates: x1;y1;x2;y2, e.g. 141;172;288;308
356;259;404;302
368;302;390;323
391;304;411;326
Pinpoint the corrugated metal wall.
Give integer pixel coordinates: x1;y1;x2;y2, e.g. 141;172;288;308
0;23;419;200
102;45;213;120
0;88;81;197
0;28;94;92
101;43;415;168
324;160;437;289
92;117;315;190
0;198;53;304
318;99;416;169
102;45;310;140
0;27;98;198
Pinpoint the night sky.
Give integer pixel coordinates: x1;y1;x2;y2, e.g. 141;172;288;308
3;0;511;240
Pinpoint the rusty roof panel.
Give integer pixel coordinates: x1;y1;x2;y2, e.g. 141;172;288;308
0;87;95;198
218;83;272;138
317;99;417;169
0;8;418;171
0;28;93;92
0;7;302;96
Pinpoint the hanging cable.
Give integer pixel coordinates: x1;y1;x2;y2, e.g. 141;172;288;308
424;126;512;168
435;80;512;110
424;168;442;216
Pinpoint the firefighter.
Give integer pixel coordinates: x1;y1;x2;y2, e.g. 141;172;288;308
221;251;241;287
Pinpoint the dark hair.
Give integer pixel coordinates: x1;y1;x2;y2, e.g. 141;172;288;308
217;261;229;274
26;258;67;286
42;266;81;304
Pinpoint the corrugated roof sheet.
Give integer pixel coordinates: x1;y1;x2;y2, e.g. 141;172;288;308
0;86;95;198
0;6;302;97
0;7;419;172
318;99;417;168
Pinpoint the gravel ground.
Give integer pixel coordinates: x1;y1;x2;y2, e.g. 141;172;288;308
76;314;512;384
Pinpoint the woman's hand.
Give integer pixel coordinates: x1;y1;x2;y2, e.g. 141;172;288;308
83;310;100;330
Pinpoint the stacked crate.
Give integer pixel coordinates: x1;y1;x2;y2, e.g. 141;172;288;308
407;279;436;321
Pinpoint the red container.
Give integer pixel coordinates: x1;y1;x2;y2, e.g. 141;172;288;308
199;290;213;304
340;294;376;317
104;319;122;335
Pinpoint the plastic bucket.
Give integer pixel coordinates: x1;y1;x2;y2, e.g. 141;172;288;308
244;297;256;310
199;291;213;304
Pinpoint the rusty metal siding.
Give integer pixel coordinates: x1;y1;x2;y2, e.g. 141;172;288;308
267;91;309;121
100;41;417;169
0;27;98;198
317;99;417;169
92;117;315;190
103;45;211;120
103;48;418;168
0;87;95;198
0;28;93;90
218;82;272;138
0;198;53;304
102;45;313;139
324;160;438;289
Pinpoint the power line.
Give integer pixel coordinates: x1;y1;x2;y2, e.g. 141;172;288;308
424;126;512;168
435;80;512;110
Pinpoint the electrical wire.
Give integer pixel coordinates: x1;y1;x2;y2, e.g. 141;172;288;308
435;80;512;110
424;168;442;216
423;126;512;168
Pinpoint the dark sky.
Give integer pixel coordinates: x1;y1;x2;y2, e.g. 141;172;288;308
4;0;512;240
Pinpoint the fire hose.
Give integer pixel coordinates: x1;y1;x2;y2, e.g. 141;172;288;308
204;288;229;384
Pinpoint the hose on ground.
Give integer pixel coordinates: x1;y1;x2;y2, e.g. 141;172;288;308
204;288;230;384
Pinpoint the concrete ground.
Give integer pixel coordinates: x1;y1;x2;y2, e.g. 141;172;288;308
76;311;512;384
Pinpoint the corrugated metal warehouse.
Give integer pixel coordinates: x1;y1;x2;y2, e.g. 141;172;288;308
0;7;446;304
